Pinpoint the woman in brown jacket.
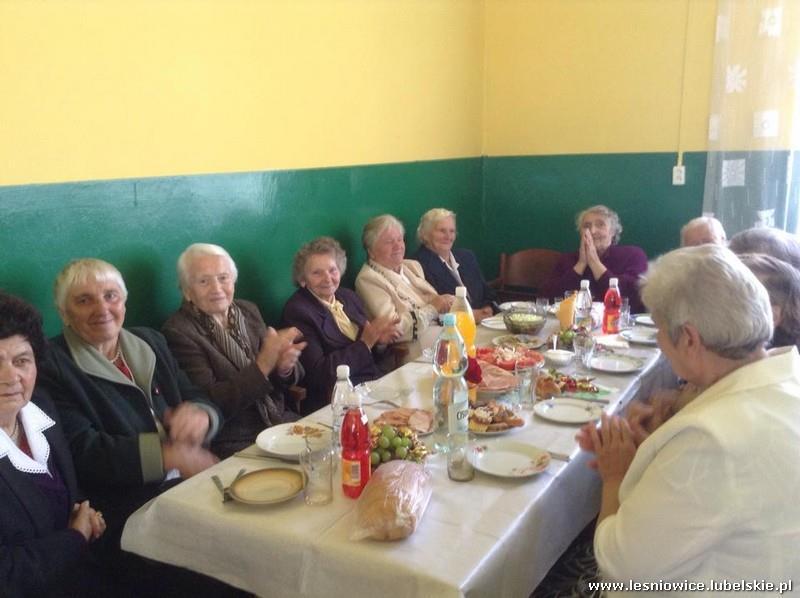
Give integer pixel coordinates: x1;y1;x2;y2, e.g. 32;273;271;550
162;243;306;458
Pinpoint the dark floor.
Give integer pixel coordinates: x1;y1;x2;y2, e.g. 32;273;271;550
531;521;602;598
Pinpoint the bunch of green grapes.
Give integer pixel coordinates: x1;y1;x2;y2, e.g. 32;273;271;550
368;424;427;467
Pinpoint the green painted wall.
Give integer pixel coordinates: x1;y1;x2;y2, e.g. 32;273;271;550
2;152;710;337
479;152;708;276
1;158;484;336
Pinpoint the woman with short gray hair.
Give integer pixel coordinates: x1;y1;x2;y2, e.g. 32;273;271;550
163;243;305;457
586;245;800;588
412;208;496;322
283;236;400;413
543;204;648;312
355;214;454;357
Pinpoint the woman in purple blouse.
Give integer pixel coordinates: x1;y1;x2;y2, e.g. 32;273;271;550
543;205;648;313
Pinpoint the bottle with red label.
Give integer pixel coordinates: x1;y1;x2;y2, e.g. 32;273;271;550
602;277;622;334
340;386;371;498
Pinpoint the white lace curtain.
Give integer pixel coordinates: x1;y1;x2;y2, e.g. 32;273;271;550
702;0;800;235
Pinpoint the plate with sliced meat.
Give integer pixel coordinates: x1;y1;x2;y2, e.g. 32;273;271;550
373;408;435;436
475;361;519;396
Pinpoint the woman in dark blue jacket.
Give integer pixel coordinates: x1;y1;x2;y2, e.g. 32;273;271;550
0;292;113;598
412;208;496;322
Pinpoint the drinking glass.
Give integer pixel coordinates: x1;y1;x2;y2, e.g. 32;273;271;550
299;445;334;506
447;435;474;482
619;297;632;330
536;297;550;313
515;360;542;409
572;333;596;374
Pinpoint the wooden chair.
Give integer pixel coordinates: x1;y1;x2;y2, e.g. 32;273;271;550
489;248;561;303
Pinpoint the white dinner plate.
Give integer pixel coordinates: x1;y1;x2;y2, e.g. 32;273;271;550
534;398;603;424
256;423;332;461
228;468;305;505
498;301;537;312
589;354;645;374
468;441;550;478
491;334;546;350
634;314;655;327
480;315;507;330
620;328;658;346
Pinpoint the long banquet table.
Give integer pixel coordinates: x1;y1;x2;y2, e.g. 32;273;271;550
122;318;660;597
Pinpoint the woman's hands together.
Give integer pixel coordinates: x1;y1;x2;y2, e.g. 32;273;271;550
587;414;636;485
429;294;455;314
574;229;607;280
164;402;210;445
162;403;219;478
361;315;402;349
256;327;307;378
69;500;106;543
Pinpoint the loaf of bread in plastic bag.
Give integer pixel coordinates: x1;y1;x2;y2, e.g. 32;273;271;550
350;460;432;541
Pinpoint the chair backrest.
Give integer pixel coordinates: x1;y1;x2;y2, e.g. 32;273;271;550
497;248;561;298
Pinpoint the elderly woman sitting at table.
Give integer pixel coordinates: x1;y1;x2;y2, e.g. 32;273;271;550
38;258;221;541
282;236;401;414
729;226;800;270
542;204;648;312
355;214;454;358
412;208;496;322
0;292;113;597
162;243;305;457
583;245;800;588
739;253;800;351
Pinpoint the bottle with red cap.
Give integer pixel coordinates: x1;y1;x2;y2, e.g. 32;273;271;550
602;277;622;334
340;384;370;499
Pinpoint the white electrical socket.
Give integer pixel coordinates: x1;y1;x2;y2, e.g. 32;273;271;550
672;165;686;186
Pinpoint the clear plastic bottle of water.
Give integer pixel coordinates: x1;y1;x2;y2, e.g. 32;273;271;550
331;365;353;458
432;313;468;454
575;279;593;329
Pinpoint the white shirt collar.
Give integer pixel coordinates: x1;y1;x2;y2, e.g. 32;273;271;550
0;401;55;474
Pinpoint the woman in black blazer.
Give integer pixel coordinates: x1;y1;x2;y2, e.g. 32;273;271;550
0;292;109;598
412;208;496;322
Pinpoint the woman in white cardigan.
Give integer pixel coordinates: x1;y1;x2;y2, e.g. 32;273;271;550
586;245;800;594
355;215;454;357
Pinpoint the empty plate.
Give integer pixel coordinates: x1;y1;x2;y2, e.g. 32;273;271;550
534;398;603;424
589;354;645;374
480;315;507;330
634;314;655;327
620;328;658;346
469;441;550;478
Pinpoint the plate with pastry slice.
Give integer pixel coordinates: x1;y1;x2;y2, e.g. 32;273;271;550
468;401;526;435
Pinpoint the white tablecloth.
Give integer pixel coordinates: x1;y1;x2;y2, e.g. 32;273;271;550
122;321;660;597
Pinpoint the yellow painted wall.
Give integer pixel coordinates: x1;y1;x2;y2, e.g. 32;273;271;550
0;0;484;185
484;0;717;156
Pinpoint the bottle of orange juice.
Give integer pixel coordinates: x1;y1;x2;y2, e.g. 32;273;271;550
450;286;476;357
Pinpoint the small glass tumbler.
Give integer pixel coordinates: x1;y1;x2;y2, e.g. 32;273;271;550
619;298;632;331
447;435;474;482
299;445;334;506
572;332;596;374
515;361;542;409
536;297;550;313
